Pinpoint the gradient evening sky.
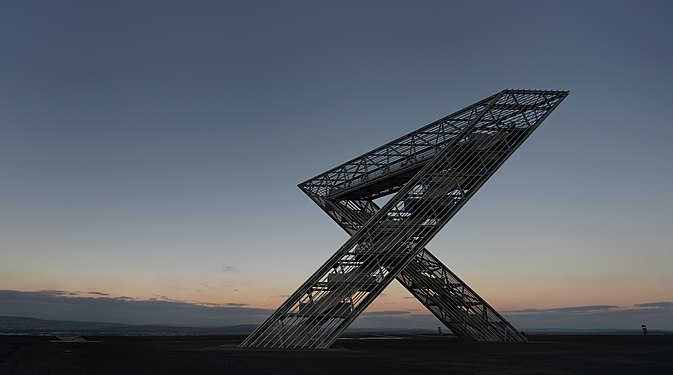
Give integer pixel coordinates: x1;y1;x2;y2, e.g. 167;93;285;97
2;0;672;329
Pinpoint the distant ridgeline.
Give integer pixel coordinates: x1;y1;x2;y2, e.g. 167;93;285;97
0;316;258;335
1;316;670;336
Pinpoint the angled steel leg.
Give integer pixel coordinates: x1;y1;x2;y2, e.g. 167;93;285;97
239;90;568;349
319;198;524;342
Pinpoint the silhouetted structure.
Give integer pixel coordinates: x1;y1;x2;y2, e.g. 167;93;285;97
240;89;568;349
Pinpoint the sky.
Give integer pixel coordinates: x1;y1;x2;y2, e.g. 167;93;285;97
1;0;672;330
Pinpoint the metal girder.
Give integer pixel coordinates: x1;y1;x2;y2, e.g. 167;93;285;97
239;89;568;349
318;198;525;342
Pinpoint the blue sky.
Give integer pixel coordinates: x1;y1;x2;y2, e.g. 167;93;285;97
1;0;672;329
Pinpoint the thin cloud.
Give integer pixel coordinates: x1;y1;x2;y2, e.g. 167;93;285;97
38;290;111;298
507;305;620;314
634;302;673;309
223;303;247;307
37;290;78;296
362;310;411;317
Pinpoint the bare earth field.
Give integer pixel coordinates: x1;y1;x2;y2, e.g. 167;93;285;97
1;334;672;374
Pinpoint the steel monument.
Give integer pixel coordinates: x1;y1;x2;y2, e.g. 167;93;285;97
240;89;568;349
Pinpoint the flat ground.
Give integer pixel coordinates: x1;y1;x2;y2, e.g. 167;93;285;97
1;334;672;374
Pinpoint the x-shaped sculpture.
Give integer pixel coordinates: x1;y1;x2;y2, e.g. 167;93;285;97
240;90;568;349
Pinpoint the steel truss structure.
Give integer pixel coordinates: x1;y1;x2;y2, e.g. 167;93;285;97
240;89;568;349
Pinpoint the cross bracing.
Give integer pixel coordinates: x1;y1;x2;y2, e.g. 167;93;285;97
239;89;568;349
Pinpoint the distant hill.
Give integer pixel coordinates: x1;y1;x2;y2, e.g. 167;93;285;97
0;317;434;336
0;316;125;331
3;316;669;336
0;316;258;335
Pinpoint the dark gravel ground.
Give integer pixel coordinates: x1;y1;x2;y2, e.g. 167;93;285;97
1;334;672;374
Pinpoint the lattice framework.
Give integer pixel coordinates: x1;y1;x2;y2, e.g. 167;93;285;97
240;89;568;349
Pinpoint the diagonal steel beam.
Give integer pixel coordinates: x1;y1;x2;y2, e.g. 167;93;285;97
239;90;568;349
318;198;525;342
